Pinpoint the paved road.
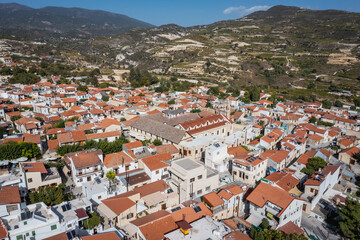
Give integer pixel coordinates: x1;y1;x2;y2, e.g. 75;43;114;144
301;213;340;240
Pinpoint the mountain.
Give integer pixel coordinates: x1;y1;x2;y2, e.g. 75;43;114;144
79;5;360;89
0;3;154;39
1;5;360;92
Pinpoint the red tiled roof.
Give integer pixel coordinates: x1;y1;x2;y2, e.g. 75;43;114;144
203;192;224;207
81;232;121;240
21;162;47;173
86;131;122;140
246;182;297;217
103;151;134;168
141;153;171;171
278;221;304;235
124;141;143;149
0;186;21;204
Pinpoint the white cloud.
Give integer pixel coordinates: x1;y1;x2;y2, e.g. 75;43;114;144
223;5;271;16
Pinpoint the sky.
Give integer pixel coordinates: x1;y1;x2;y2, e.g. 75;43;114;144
0;0;359;27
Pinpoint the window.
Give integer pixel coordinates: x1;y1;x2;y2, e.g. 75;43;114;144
98;196;102;199
190;178;195;183
24;221;27;225
28;178;32;183
26;233;29;237
51;225;57;230
206;186;211;191
198;175;202;180
197;189;202;195
16;235;23;240
32;231;35;236
127;213;134;219
164;168;167;172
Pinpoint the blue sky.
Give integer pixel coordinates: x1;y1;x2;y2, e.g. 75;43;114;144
1;0;360;26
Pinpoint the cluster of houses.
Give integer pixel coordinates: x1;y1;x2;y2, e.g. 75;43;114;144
0;80;359;240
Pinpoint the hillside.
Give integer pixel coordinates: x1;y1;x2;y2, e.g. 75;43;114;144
70;5;359;90
0;3;154;39
1;5;360;94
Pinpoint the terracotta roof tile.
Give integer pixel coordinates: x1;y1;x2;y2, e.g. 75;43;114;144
81;232;121;240
102;197;135;215
21;162;47;173
246;182;296;217
203;192;224;207
141;153;171;171
0;186;21;204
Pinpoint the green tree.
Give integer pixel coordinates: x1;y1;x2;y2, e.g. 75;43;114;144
56;144;82;156
338;198;360;239
190;109;201;113
334;100;343;108
102;95;110;102
167;99;175;105
0;127;5;139
309;117;317;124
83;212;101;229
353;97;360;107
353;152;360;164
249;87;260;101
106;170;116;193
260;218;270;229
77;85;88;92
301;157;327;175
10;115;21;122
153;139;162;146
28;184;71;206
0;141;40;160
19;142;40;158
207;87;220;96
206;102;212;108
322;100;332;109
106;170;116;181
307;82;315;89
120;117;126;122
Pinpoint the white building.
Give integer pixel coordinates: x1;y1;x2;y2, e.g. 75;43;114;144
205;142;230;173
1;202;62;240
246;182;303;228
169;158;219;202
65;149;104;187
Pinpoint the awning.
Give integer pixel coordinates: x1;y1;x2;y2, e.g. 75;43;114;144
143;191;166;206
123;223;138;237
97;203;117;219
246;214;262;227
136;202;148;214
75;208;88;220
176;220;192;230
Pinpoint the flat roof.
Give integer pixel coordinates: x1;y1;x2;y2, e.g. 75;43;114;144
165;216;231;240
173;158;202;171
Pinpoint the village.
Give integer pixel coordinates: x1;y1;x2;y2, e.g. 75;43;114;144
0;56;359;240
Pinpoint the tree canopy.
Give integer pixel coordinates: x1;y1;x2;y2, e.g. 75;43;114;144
0;141;40;160
301;156;327;176
27;184;72;206
153;138;162;146
338;198;360;239
128;67;159;88
56;137;129;156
